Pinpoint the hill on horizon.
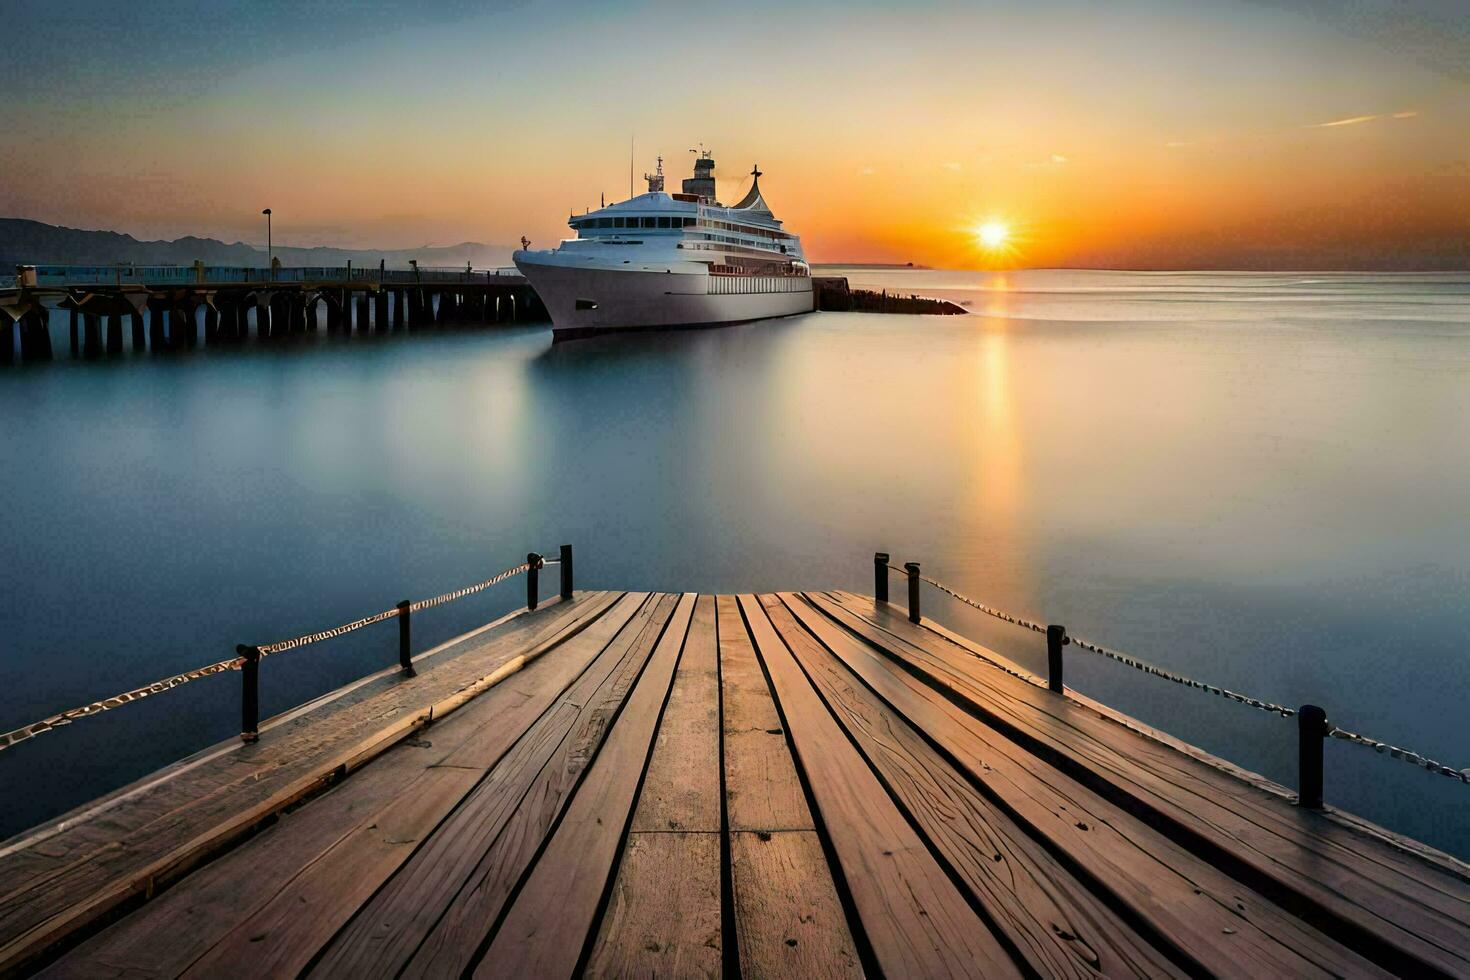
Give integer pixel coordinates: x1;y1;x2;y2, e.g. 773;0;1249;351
0;218;516;270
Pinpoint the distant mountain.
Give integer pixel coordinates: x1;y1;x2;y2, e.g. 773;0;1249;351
0;218;516;270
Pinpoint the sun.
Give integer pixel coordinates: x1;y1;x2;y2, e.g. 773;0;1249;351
975;221;1010;250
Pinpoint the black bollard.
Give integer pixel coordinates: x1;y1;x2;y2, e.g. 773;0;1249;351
1046;625;1067;693
874;552;890;603
560;544;574;599
905;562;921;623
239;645;261;743
397;600;414;676
527;553;542;610
1298;704;1327;809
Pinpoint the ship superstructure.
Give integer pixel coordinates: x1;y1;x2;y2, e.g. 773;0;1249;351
513;150;813;338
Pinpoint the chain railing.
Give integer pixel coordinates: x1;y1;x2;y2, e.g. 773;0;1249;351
0;545;574;756
873;552;1470;807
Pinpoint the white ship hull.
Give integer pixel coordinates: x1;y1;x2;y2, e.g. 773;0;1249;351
514;252;813;340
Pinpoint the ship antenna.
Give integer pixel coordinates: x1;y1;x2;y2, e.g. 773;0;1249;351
629;134;634;200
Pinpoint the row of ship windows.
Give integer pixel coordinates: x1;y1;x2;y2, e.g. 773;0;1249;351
577;216;695;230
707;276;812;295
573;216;791;240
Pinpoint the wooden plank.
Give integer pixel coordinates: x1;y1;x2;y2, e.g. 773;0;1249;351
40;592;625;979
472;594;697;978
584;832;722;978
717;596;860;979
585;596;721;974
310;593;675;979
765;594;1185;978
0;591;620;976
793;590;1387;980
797;593;1389;978
185;766;481;978
818;591;1469;977
737;594;1022;979
717;595;812;832
729;831;862;980
630;594;720;832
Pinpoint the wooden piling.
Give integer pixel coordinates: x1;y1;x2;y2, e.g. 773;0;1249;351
375;289;389;334
356;291;369;335
1047;625;1067;693
392;288;404;331
83;314;102;358
106;314;123;355
69;308;79;357
130;311;145;351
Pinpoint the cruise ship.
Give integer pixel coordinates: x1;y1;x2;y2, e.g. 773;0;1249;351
513;150;813;339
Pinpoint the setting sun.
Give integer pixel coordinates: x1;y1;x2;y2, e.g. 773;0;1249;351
976;221;1010;250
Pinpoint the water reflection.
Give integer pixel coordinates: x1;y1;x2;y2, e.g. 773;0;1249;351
1;273;1468;858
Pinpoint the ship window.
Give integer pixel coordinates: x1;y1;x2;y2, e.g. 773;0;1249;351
657;216;671;228
575;299;598;310
641;217;656;228
683;217;695;227
597;218;612;228
613;217;625;228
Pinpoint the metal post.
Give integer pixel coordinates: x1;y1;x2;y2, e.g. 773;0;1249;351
1046;625;1067;693
1298;704;1327;809
527;553;541;611
559;544;574;599
874;552;890;603
397;600;414;676
904;562;921;623
238;645;260;743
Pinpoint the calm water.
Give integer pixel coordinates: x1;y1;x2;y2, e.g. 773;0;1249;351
3;269;1468;857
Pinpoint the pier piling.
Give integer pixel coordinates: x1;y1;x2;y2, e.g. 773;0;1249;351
905;561;921;623
527;553;541;610
238;645;260;744
1047;624;1067;693
559;544;574;599
874;552;890;603
1298;704;1327;809
397;600;414;676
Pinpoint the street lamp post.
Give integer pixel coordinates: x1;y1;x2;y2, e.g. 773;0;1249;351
262;208;272;280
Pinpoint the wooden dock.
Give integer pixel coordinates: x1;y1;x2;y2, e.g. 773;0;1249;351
3;590;1468;977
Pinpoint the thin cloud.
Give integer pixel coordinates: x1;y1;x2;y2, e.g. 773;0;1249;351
942;161;963;172
858;166;876;176
1165;140;1196;148
1310;110;1421;129
1312;114;1379;128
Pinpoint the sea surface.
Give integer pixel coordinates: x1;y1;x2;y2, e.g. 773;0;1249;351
2;268;1468;858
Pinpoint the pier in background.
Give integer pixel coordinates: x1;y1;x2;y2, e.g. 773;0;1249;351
0;263;547;364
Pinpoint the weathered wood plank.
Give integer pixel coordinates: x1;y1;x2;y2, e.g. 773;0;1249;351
737;594;1022;979
585;596;721;974
819;590;1466;977
717;595;812;833
0;591;618;976
585;832;722;978
799;592;1389;979
766;594;1184;979
185;766;481;978
472;594;697;977
310;592;673;979
630;594;720;832
729;831;862;980
39;593;626;979
717;596;860;978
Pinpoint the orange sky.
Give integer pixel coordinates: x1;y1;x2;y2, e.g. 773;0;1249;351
4;0;1467;269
